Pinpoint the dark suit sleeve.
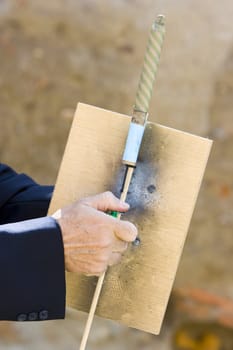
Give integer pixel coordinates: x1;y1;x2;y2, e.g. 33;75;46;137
0;164;66;321
0;163;54;224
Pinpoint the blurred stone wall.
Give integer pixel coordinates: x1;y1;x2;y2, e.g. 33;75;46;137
0;0;232;349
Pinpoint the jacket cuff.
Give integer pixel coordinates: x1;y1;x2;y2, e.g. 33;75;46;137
0;216;66;321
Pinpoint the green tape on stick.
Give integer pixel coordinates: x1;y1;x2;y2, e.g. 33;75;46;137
108;211;118;218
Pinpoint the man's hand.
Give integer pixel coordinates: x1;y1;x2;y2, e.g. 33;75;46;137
52;192;137;276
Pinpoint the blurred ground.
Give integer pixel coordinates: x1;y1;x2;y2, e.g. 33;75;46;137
0;0;232;349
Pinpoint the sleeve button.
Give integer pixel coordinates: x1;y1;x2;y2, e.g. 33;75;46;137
17;313;27;321
39;310;48;320
28;312;38;321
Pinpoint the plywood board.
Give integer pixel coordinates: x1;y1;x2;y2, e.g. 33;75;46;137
48;103;212;334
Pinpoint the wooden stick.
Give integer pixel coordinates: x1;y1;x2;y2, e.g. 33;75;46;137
79;16;165;348
79;272;105;350
120;166;134;203
79;166;134;350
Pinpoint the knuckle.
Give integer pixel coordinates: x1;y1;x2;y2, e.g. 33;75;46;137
122;242;128;252
88;264;99;275
100;191;115;211
115;254;122;264
79;263;91;275
114;240;128;253
83;267;91;275
104;191;113;199
94;264;106;275
97;254;109;264
103;191;117;205
109;253;122;266
99;235;112;249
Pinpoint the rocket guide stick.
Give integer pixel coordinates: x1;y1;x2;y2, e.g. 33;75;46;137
79;15;165;350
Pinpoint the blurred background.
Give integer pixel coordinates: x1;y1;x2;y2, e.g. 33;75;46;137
0;0;232;349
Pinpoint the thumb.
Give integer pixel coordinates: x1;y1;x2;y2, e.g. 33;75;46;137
81;191;130;213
